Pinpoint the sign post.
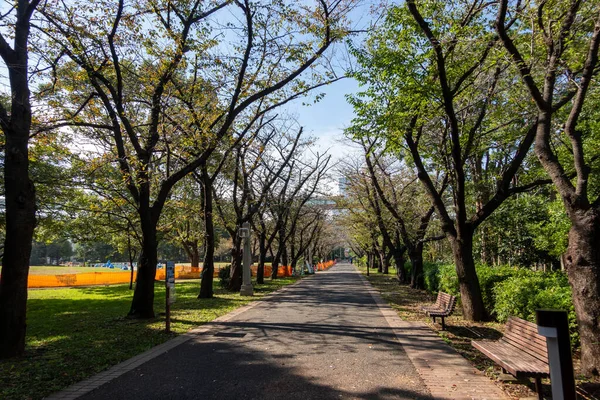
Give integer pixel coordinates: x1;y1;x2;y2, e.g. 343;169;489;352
165;261;175;333
536;309;576;400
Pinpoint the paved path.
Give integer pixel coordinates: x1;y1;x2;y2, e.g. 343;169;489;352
49;263;507;400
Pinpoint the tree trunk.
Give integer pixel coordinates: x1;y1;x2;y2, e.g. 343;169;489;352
450;234;486;321
271;254;280;279
129;216;158;318
0;125;36;358
199;173;215;298
128;236;136;290
409;243;425;289
393;246;406;283
227;236;243;291
380;251;389;274
565;208;600;376
190;245;200;269
281;246;288;268
257;230;266;284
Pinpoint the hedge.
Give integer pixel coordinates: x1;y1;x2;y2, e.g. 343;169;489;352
418;262;578;346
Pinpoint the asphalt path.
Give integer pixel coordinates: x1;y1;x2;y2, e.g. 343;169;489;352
81;263;430;400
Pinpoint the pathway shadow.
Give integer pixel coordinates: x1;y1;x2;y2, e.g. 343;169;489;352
81;337;432;400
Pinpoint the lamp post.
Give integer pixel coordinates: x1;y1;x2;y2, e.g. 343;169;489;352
239;222;254;296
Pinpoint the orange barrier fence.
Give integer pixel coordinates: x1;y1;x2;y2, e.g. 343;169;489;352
25;260;335;288
27;271;139;288
315;260;336;271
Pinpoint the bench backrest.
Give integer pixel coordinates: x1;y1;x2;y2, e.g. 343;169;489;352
435;292;457;313
502;316;548;364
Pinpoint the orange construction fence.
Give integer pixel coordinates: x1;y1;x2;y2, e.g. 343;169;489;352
27;271;139;288
315;260;336;271
25;260;336;288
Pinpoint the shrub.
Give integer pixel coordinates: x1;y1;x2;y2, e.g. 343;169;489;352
218;264;231;288
493;271;578;347
422;262;441;293
475;265;519;318
437;263;459;296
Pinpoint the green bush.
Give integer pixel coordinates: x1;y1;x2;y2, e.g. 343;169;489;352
475;265;519;317
417;261;578;347
493;271;578;346
422;262;441;293
218;264;231;288
437;263;459;295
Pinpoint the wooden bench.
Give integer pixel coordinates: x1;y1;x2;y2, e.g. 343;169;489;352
420;291;457;330
472;316;549;400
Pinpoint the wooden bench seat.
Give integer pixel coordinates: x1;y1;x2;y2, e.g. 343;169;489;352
472;316;549;399
420;291;457;330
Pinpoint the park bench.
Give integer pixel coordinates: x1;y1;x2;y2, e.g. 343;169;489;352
420;291;457;330
472;316;549;399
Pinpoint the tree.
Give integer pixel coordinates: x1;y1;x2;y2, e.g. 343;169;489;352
496;0;600;375
349;0;547;320
0;0;41;358
359;139;443;288
41;0;351;317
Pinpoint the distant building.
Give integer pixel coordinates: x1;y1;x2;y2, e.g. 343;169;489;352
338;177;349;196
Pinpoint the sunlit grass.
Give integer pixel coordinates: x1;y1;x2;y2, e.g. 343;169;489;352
0;276;300;400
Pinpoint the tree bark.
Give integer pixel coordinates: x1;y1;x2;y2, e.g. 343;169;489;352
257;230;266;284
409;243;425;289
0;123;36;358
0;0;38;358
380;250;389;274
392;246;406;283
129;214;158;318
564;208;600;376
450;234;486;321
281;246;288;268
271;253;280;279
227;236;243;291
183;242;200;269
199;169;215;298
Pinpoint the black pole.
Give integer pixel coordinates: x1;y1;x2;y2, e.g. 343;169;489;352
536;309;575;400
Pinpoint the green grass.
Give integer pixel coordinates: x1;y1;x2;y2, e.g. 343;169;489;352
0;276;300;400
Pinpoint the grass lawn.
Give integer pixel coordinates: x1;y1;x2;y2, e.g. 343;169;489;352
0;276;300;400
357;266;600;399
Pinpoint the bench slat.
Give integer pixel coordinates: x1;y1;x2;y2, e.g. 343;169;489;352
504;317;548;362
502;332;548;363
472;340;549;378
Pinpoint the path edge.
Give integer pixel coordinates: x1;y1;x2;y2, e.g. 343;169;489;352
354;267;509;400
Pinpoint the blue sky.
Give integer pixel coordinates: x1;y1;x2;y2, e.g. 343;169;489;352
293;78;360;156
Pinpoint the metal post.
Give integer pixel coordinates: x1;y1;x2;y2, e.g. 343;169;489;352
165;282;170;333
536;309;576;400
240;222;253;296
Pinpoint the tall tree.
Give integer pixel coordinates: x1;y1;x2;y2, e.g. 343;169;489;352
41;0;351;317
496;0;600;376
0;0;41;358
359;140;443;288
349;0;547;320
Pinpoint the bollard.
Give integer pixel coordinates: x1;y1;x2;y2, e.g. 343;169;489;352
536;309;576;400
